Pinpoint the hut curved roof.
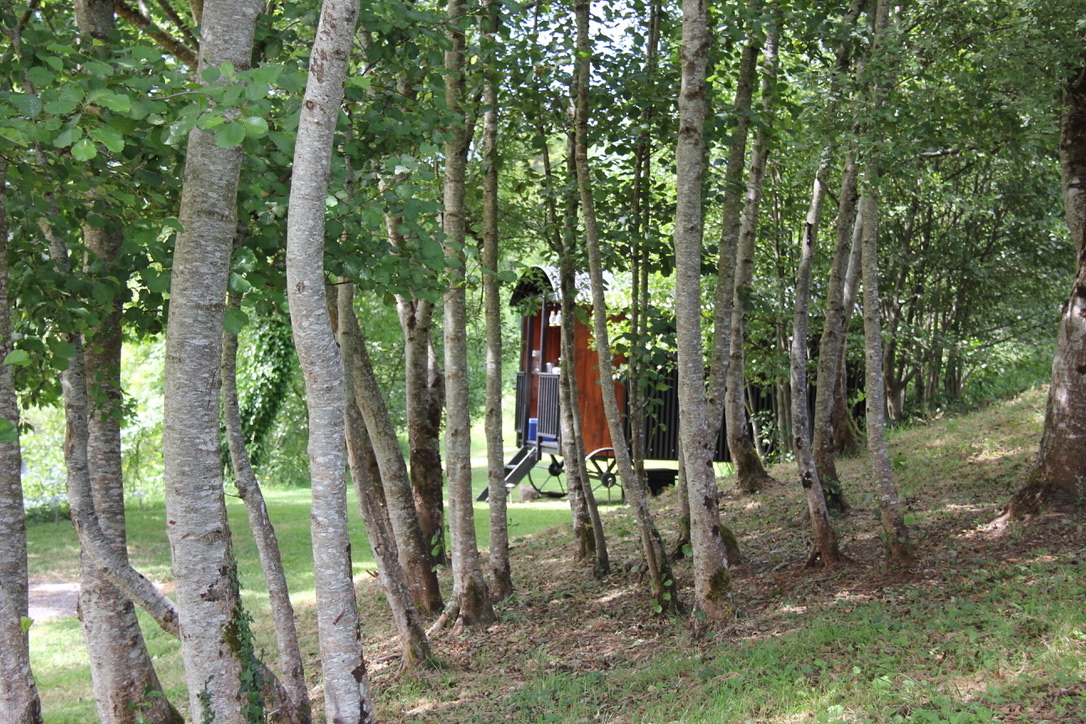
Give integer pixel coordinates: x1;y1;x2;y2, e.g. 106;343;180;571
509;265;594;308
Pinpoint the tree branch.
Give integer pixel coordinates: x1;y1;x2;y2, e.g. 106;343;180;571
114;0;198;68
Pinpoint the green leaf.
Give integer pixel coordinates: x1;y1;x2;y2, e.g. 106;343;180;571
10;93;42;119
0;416;17;443
71;138;98;161
99;93;131;113
20;616;33;634
239;116;269;139
27;66;55;87
53;125;83;149
215;123;246;148
3;350;30;367
224;307;249;334
48;338;77;361
139;267;171;293
201;66;222;83
92;125;125;153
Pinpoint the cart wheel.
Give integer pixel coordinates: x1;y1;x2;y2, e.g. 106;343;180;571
548;457;565;478
585;448;618;489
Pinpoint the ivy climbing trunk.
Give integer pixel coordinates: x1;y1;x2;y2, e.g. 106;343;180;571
574;0;676;614
162;1;264;720
725;9;779;493
285;0;375;718
673;0;734;621
441;0;495;629
0;165;43;724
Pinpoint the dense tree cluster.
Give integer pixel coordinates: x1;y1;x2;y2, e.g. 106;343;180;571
0;0;1083;720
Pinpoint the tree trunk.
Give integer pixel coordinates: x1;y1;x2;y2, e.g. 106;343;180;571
481;0;512;602
397;298;445;567
856;0;913;567
69;4;181;717
791;176;844;567
337;283;433;669
442;0;495;630
575;0;677;614
1004;64;1086;518
284;0;374;718
707;9;760;439
812;152;860;506
726;12;779;493
80;224;182;724
0;164;43;724
162;2;268;719
222;297;311;724
341;295;444;616
674;0;734;622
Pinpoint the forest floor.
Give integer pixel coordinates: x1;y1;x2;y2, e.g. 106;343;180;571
346;387;1085;723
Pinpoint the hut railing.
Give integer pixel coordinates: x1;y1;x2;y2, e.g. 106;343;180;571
537;373;560;442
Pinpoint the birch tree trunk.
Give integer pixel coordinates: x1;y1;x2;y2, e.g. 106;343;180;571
575;0;676;614
222;298;311;723
857;0;914;566
1004;64;1086;518
337;283;433;669
442;0;495;629
162;1;265;719
0;164;43;724
790;177;844;567
481;0;513;601
284;0;374;718
674;0;733;622
725;12;779;493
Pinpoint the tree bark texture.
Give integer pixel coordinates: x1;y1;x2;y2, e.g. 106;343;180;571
397;298;446;566
162;2;263;719
725;14;779;493
707;4;760;439
222;298;311;724
337;283;433;669
339;292;444;616
575;0;676;614
812;152;860;501
674;0;734;621
1006;64;1086;517
0;165;43;724
286;0;375;719
856;0;914;566
481;2;513;601
790;177;844;567
80;223;182;724
443;0;495;629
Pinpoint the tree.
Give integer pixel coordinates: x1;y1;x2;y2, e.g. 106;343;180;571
1003;62;1086;518
673;0;734;621
284;0;375;718
222;296;310;722
725;6;779;493
855;0;913;566
481;0;513;602
0;163;43;724
575;0;676;614
441;0;496;629
161;0;267;719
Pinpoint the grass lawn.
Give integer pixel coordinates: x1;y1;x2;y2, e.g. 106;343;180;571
24;387;1086;722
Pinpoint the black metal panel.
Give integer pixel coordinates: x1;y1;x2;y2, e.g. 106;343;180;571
514;371;528;447
537;373;561;442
